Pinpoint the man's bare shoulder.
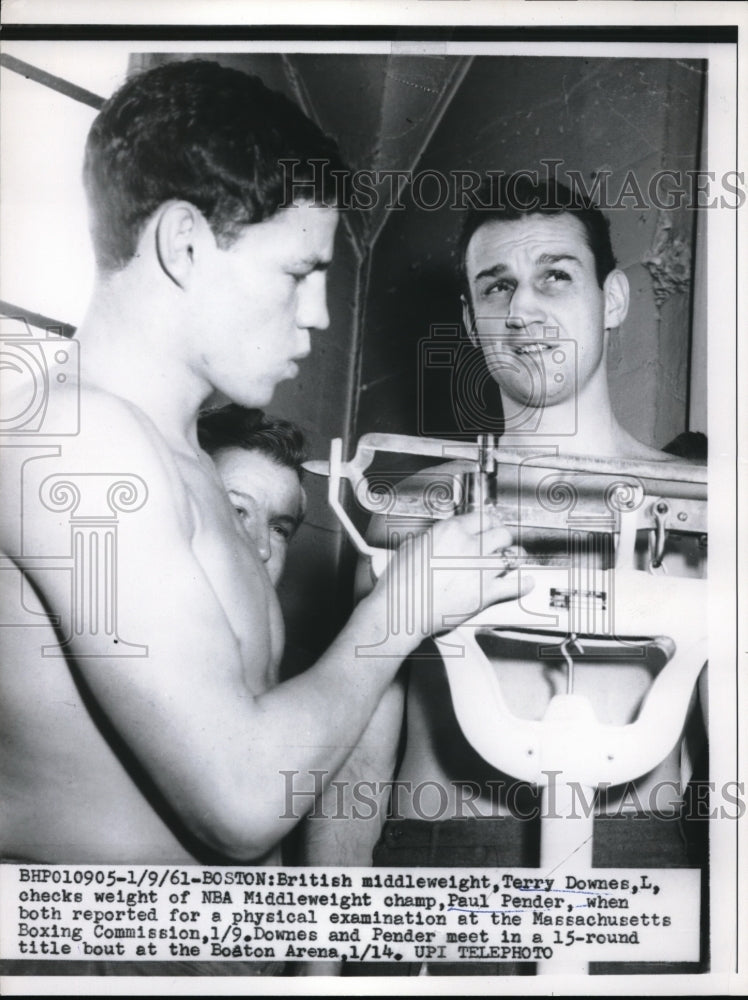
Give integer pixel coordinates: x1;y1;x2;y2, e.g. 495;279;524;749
2;377;169;463
77;382;184;465
623;435;681;463
0;380;198;557
607;426;708;467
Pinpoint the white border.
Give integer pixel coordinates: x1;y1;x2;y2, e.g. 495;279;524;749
0;0;744;29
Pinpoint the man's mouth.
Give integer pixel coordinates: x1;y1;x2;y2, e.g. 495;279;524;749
510;341;555;356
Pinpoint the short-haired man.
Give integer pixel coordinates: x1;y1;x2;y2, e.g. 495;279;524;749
198;404;306;587
0;62;525;872
330;175;707;977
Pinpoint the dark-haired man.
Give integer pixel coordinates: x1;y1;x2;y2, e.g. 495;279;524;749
457;177;664;458
198;404;307;587
0;62;525;869
331;176;707;976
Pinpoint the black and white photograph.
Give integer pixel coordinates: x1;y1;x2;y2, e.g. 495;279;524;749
0;1;744;995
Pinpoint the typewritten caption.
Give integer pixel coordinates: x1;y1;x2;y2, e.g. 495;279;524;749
0;865;699;965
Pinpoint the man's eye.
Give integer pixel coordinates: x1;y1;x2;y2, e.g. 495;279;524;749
271;522;292;541
234;505;247;518
481;280;514;297
544;269;571;284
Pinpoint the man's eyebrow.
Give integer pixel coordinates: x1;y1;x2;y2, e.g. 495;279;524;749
473;253;583;283
473;262;509;282
537;252;582;267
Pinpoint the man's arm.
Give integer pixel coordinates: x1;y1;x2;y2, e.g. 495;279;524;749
291;680;404;977
299;509;418;867
299;501;450;868
299;673;406;866
4;392;526;861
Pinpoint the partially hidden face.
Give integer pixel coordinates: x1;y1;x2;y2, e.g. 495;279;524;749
463;213;624;412
212;446;304;586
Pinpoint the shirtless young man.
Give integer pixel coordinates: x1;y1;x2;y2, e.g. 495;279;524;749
0;62;525;868
319;175;707;976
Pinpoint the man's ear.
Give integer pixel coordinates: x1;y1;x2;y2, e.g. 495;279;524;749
461;294;478;347
603;268;630;329
154;202;202;289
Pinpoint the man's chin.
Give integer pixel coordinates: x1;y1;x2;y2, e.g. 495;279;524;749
501;387;561;413
221;364;300;409
500;385;574;422
228;383;276;409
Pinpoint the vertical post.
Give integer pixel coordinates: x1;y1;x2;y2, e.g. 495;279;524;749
537;780;595;975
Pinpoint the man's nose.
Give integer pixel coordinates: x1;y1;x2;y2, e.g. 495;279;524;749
296;273;330;331
243;501;272;563
505;282;546;330
250;520;272;563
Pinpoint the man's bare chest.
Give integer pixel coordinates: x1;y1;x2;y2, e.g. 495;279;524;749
176;456;285;687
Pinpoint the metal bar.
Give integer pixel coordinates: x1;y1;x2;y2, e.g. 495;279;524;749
354;432;707;486
0;54;104;110
0;300;76;338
